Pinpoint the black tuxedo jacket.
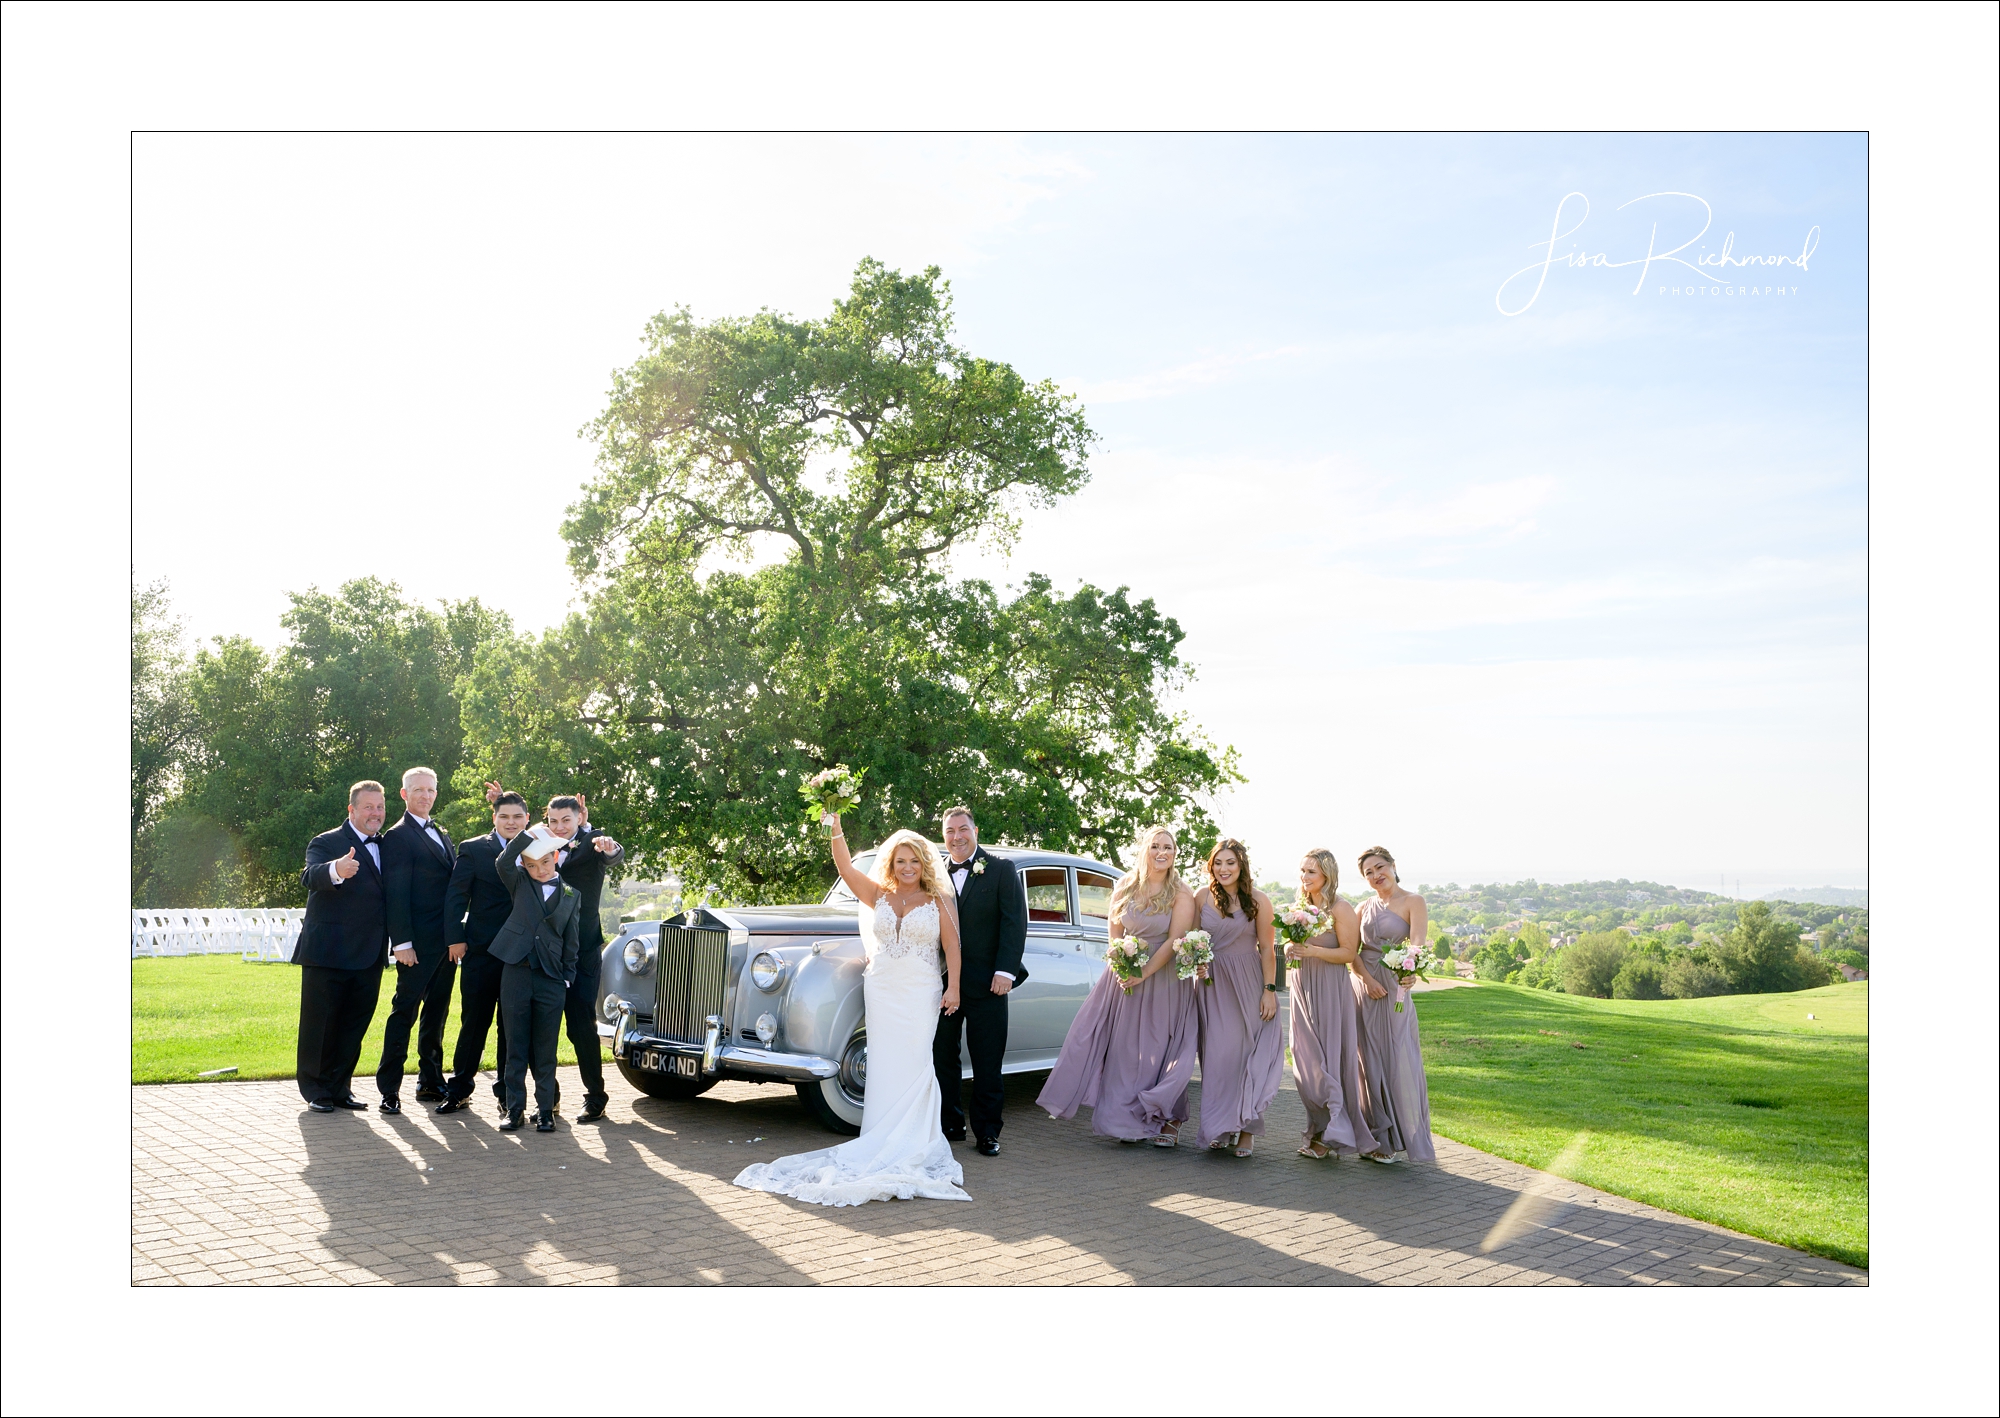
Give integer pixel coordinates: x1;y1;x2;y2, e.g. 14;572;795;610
296;821;390;971
444;831;518;955
383;814;458;953
490;833;583;984
945;847;1029;995
556;824;624;958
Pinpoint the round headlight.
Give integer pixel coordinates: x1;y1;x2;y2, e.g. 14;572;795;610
750;951;783;991
622;937;655;974
602;993;627;1023
755;1012;778;1045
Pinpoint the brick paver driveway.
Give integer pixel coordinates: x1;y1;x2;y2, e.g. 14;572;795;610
132;1064;1866;1286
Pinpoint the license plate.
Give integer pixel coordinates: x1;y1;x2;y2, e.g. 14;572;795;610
639;1049;699;1078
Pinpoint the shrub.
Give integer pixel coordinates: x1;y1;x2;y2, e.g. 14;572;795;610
1561;932;1629;998
1612;956;1667;1000
1823;948;1868;972
1517;951;1564;991
1792;946;1833;989
1664;954;1730;999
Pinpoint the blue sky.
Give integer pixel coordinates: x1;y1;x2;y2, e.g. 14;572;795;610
135;132;1866;894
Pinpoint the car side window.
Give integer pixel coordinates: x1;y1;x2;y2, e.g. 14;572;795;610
1076;871;1115;929
823;853;878;904
1022;867;1071;925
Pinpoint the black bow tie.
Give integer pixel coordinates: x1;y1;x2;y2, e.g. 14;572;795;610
362;834;383;844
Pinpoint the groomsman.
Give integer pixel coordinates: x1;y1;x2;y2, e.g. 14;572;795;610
295;781;392;1113
435;790;531;1114
492;829;583;1132
374;767;459;1113
933;806;1027;1155
547;793;622;1122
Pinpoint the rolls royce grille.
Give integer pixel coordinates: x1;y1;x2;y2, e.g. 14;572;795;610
653;922;729;1045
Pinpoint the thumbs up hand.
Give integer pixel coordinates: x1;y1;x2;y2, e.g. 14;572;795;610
334;848;360;880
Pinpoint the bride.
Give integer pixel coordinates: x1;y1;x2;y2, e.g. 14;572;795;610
732;818;970;1206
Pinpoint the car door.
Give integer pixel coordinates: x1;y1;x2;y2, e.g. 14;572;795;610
1002;865;1098;1063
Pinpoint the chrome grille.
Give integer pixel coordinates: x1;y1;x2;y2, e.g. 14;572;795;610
654;922;728;1045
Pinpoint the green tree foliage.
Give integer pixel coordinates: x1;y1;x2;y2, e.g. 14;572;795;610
1560;932;1630;998
1663;954;1730;998
1611;956;1668;1000
461;260;1239;902
132;582;202;899
135;579;508;905
1515;921;1551;955
1823;949;1868;973
1517;951;1564;990
1711;901;1831;994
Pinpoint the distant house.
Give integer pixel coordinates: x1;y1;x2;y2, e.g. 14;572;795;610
1626;891;1653;904
1836;963;1868;982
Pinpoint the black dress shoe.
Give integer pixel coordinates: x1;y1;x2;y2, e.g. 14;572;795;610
535;1112;556;1133
332;1094;368;1110
435;1095;472;1114
976;1136;1000;1157
306;1099;336;1114
378;1097;401;1115
498;1110;526;1132
413;1086;445;1103
576;1099;607;1123
944;1127;967;1142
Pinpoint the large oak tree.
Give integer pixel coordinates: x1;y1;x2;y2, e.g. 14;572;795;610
460;260;1238;901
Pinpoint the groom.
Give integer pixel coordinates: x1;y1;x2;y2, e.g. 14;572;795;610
933;806;1027;1156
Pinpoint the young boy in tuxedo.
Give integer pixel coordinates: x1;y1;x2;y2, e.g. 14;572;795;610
491;828;583;1132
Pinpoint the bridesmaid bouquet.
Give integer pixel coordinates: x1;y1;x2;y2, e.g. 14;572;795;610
1105;936;1151;987
1174;930;1214;983
1275;901;1333;955
798;764;865;836
1379;945;1443;1011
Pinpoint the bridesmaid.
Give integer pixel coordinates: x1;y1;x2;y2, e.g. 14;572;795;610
1192;838;1283;1157
1350;845;1436;1163
1284;848;1380;1161
1038;825;1199;1145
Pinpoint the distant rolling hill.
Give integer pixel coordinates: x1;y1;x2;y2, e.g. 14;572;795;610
1760;886;1868;907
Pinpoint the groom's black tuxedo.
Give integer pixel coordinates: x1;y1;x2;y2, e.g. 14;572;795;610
934;846;1027;1142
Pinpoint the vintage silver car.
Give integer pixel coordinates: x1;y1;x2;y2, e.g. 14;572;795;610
594;847;1122;1132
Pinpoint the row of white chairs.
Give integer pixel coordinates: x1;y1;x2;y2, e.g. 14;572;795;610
131;909;306;962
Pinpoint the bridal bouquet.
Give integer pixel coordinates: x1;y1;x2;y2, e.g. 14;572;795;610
1105;936;1151;988
1174;930;1214;983
798;764;865;836
1274;901;1333;955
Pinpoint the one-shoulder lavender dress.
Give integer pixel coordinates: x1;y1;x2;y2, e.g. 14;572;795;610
1192;895;1283;1149
1288;924;1375;1155
1352;898;1436;1161
1037;904;1198;1139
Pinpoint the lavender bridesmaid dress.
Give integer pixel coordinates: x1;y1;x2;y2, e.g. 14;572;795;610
1037;904;1198;1138
1288;927;1375;1155
1192;895;1283;1149
1352;899;1436;1162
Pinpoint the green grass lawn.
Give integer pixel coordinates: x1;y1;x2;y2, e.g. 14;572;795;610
132;956;588;1085
1416;980;1868;1267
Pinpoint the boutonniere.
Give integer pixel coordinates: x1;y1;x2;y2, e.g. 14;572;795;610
972;859;986;875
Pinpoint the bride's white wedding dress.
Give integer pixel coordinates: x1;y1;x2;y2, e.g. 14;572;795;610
733;896;970;1206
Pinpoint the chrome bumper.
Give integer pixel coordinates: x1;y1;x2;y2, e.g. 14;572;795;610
608;999;836;1082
